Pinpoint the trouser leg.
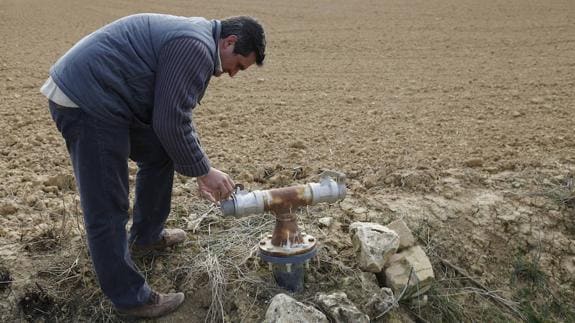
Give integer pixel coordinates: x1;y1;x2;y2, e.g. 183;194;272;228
48;101;151;309
128;125;175;246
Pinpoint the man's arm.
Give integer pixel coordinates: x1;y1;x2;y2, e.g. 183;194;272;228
154;37;234;202
153;37;213;177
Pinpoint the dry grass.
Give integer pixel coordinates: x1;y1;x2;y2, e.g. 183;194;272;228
2;195;124;323
411;221;521;322
511;253;575;323
409;219;575;323
533;173;575;209
174;213;275;322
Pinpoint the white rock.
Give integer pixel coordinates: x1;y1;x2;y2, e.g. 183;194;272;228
384;245;435;298
386;219;416;251
315;292;369;323
318;217;333;228
264;293;328;323
350;222;399;272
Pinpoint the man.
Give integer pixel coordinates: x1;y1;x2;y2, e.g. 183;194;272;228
41;14;266;317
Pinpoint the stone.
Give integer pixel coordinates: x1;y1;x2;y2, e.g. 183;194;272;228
386;219;416;251
318;217;333;228
383;245;435;298
365;287;396;318
350;222;399;272
264;293;328;323
315;292;369;323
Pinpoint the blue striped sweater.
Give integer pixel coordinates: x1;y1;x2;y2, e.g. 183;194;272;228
49;14;221;177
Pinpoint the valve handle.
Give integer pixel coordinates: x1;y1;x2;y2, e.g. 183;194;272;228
233;183;245;196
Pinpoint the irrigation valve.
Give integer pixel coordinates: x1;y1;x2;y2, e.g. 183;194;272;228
220;171;347;292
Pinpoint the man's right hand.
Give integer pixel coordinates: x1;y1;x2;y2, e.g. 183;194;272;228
197;167;235;204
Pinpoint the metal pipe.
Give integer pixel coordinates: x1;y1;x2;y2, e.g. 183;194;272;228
220;171;346;218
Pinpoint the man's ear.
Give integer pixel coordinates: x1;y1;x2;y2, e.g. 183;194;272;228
223;35;238;49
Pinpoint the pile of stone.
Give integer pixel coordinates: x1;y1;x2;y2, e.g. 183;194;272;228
263;219;435;322
351;220;435;300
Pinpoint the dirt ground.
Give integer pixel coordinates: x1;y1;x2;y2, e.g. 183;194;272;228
1;0;574;322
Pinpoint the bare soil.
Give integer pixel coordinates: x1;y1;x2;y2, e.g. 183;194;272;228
1;0;574;322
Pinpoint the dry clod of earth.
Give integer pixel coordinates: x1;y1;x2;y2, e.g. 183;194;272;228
0;203;18;216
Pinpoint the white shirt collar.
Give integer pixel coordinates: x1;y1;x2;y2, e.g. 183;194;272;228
215;47;223;75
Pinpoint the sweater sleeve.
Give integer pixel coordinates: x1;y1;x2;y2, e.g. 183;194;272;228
153;37;214;177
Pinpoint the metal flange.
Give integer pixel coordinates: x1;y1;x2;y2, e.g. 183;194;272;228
258;233;317;258
260;247;317;266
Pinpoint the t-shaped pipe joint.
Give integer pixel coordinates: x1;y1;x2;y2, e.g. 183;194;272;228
220;171;346;293
220;170;346;218
221;171;346;250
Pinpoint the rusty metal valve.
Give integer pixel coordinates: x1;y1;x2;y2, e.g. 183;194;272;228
219;170;346;292
220;170;346;217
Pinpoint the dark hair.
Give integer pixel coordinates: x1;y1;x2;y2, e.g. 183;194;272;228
220;16;266;66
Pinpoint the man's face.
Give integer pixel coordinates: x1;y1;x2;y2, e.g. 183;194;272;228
216;35;257;78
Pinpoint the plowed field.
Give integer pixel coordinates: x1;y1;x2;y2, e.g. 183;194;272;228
1;0;574;321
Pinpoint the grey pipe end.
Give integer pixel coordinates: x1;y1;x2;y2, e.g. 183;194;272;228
220;199;236;217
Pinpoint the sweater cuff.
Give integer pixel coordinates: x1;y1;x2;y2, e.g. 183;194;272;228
174;156;211;177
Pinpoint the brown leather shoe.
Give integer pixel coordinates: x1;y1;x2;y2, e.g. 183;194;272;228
117;291;185;318
131;229;187;256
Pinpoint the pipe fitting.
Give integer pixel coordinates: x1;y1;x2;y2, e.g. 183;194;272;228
220;171;346;217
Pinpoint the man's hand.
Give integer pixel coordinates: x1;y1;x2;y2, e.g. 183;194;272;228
197;167;235;204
